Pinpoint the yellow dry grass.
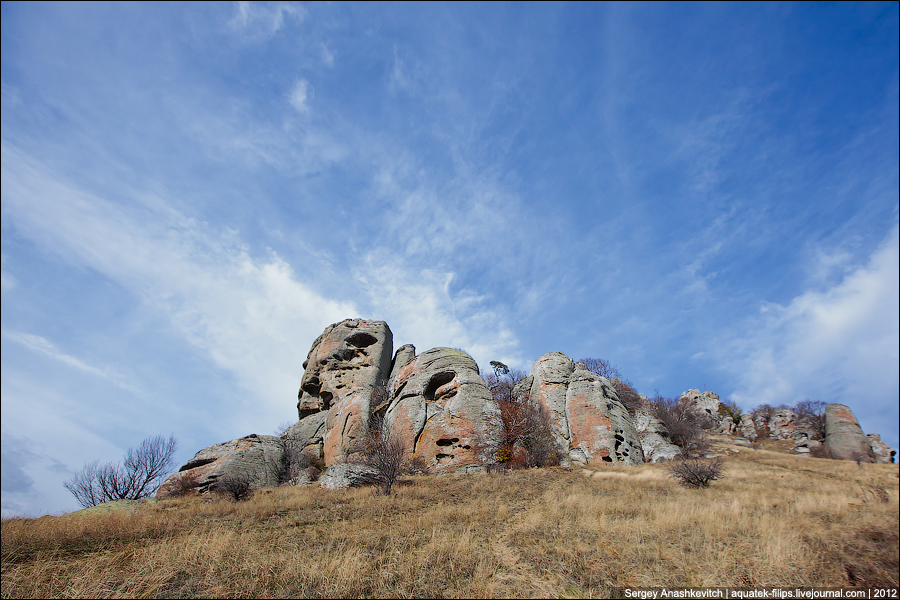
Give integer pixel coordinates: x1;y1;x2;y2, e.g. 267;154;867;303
2;445;897;598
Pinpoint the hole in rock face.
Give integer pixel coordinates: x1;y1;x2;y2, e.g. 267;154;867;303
607;402;615;411
425;372;455;401
346;332;378;348
614;434;624;442
320;391;333;407
436;438;459;447
436;453;454;462
302;380;321;396
331;348;356;362
602;456;613;463
180;457;216;472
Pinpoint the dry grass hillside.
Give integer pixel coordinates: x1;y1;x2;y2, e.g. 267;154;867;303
2;439;898;598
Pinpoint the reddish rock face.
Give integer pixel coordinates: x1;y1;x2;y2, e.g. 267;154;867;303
297;319;393;464
824;403;875;462
527;352;574;455
384;348;500;472
527;352;644;466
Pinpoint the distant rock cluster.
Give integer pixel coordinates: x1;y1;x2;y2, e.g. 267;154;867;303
157;318;896;497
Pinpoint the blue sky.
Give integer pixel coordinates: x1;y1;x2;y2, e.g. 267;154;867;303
2;2;897;517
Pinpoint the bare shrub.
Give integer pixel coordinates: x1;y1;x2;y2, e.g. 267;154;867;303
718;400;742;425
276;444;322;484
609;378;644;413
794;399;826;440
357;415;408;495
159;470;202;498
809;444;834;459
64;434;179;508
482;361;559;469
577;357;621;380
669;457;725;488
646;396;708;452
212;473;253;502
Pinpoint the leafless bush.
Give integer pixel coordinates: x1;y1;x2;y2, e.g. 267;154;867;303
357;415;408;495
610;378;644;413
158;470;202;498
276;443;323;484
577;357;621;380
669;457;725;488
809;444;834;459
794;399;826;440
212;473;253;502
646;396;708;452
64;434;179;508
482;361;559;469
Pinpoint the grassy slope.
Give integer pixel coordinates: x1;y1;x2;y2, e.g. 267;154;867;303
2;439;898;598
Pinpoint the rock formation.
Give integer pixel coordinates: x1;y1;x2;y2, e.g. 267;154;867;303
297;319;394;464
157;318;897;498
824;403;876;462
525;352;644;466
867;434;897;464
384;347;500;472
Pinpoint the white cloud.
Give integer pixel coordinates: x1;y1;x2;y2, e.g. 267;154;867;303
228;1;307;41
289;78;311;113
320;43;335;67
354;251;523;373
1;142;357;434
723;222;899;446
2;330;141;395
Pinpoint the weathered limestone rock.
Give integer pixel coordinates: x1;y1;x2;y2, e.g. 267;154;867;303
866;434;896;464
384;347;501;472
793;436;822;456
318;463;378;489
527;352;574;454
566;369;644;465
824;403;875;462
768;408;801;440
738;413;758;441
632;409;682;463
280;410;328;459
297;319;393;464
389;344;416;382
680;390;722;419
527;352;644;466
156;434;283;497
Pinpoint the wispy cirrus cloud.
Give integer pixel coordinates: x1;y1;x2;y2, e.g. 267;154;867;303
228;1;306;42
1;141;356;433
2;330;141;395
721;221;899;447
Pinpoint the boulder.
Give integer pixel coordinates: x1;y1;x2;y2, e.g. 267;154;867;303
824;403;875;462
527;352;644;466
384;347;501;472
318;463;379;489
156;434;284;497
632;409;682;463
738;414;758;441
297;319;394;464
866;434;896;464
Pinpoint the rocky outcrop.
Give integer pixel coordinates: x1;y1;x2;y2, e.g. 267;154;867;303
632;409;682;463
867;434;896;464
680;389;722;418
156;434;284;497
738;413;757;441
384;347;501;472
297;319;394;463
527;352;644;466
824;403;875;463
